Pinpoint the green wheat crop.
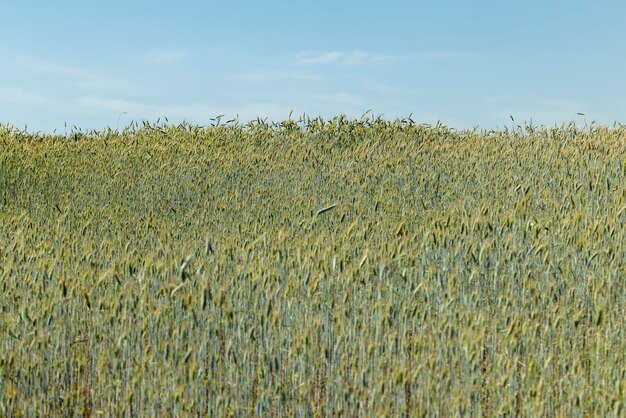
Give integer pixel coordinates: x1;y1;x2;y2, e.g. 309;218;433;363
0;117;625;416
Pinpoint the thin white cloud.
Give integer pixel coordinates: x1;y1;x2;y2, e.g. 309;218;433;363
538;98;585;109
296;51;399;65
0;82;299;126
75;96;298;123
487;97;588;126
360;78;401;94
1;48;128;92
143;51;188;64
312;93;366;106
297;51;343;64
295;50;480;66
228;69;323;82
490;108;584;127
414;51;481;60
0;85;58;109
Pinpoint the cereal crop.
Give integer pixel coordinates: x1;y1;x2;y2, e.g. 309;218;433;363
0;118;625;416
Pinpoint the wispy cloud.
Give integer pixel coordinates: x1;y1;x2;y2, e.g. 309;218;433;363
227;69;323;82
414;50;481;60
0;81;299;126
487;97;588;126
143;51;188;64
360;78;401;94
295;50;480;66
312;93;366;106
296;51;399;65
1;48;128;92
0;85;59;109
297;51;343;64
75;96;297;123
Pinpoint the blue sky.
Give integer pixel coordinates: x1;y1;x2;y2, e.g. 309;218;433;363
1;1;625;132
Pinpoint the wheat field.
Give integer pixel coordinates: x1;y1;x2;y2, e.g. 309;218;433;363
0;118;625;416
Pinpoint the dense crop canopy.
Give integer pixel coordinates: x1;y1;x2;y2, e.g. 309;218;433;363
0;118;625;416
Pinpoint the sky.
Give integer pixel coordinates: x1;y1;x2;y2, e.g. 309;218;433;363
1;1;626;132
